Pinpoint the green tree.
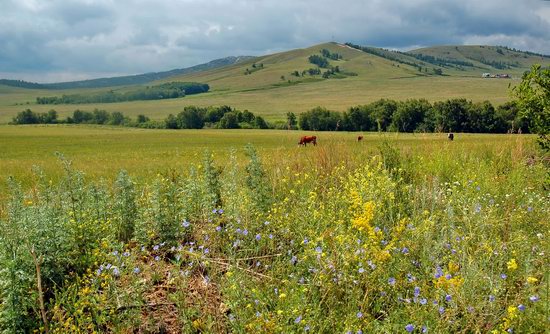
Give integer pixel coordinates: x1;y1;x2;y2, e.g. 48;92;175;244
514;65;550;150
286;112;297;130
176;106;206;129
218;112;240;129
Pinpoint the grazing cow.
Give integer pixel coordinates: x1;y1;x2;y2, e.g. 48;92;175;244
298;135;317;146
357;135;364;142
447;133;454;141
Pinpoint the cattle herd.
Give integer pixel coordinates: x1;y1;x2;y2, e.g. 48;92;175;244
298;133;455;146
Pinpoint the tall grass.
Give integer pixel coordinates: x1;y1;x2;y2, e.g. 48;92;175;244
0;137;548;333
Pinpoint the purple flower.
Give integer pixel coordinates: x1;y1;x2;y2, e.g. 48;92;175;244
218;209;224;214
216;226;222;232
243;229;248;236
182;220;190;228
154;256;160;261
439;306;445;314
402;247;409;254
422;325;428;333
133;267;140;274
112;251;119;256
112;267;120;276
489;295;495;302
518;304;525;311
303;238;309;244
315;246;322;253
500;273;507;279
294;315;302;324
269;234;273;239
445;294;452;302
388;277;396;285
153;245;159;251
356;311;363;318
255;234;261;241
255;311;261;317
414;286;421;297
405;324;414;333
305;325;310;331
527;206;533;212
529;295;539;302
420;298;427;305
435;266;444;279
358;267;365;274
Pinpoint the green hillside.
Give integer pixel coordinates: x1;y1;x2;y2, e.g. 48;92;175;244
1;42;549;124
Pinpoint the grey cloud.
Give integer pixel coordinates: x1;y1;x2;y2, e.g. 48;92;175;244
1;0;549;82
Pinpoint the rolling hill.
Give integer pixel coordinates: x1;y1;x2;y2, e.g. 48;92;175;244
1;42;549;123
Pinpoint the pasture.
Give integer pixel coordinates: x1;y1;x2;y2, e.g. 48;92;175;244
0;125;548;333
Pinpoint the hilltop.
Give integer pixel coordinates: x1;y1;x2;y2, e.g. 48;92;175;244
1;42;549;123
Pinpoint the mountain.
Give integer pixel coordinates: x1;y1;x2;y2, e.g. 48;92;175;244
0;56;255;90
1;42;549;124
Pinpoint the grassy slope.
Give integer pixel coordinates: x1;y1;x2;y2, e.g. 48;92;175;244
1;43;548;123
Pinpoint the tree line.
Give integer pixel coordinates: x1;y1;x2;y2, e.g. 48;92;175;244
11;106;270;130
10;98;531;133
35;82;209;104
298;99;529;133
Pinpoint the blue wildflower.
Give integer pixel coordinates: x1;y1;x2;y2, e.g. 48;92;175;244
445;294;452;302
420;298;427;305
405;324;414;333
358;267;365;274
500;273;507;279
518;304;525;311
439;306;445;314
153;245;159;251
489;295;495;302
356;311;363;318
133;267;140;274
388;277;396;285
256;234;261;241
414;286;421;297
315;246;322;253
529;295;539;302
402;247;409;254
294;315;302;324
182;220;190;228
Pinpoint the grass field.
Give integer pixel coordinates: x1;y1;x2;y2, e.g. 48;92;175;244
0;125;536;190
2;43;546;124
0;124;548;333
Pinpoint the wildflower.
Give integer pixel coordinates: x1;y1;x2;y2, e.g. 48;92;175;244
358;267;365;274
291;256;298;265
153;245;159;251
218;209;224;214
445;274;452;280
420;298;427;305
527;206;533;212
133;267;140;274
527;276;538;284
123;251;130;257
357;330;363;334
294;315;302;324
279;293;286;299
216;226;222;232
315;246;322;253
405;324;414;333
182;220;190;228
243;229;249;236
529;295;539;302
255;234;261;241
435;266;444;279
204;248;209;254
439;306;445;314
388;277;396;286
305;325;310;331
269;234;273;239
356;311;363;318
112;267;120;276
507;259;518;271
303;238;309;244
422;325;428;333
402;247;409;255
474;204;481;213
445;294;452;302
255;311;261;317
414;287;421;297
500;273;507;279
518;304;525;312
489;295;495;302
155;256;160;261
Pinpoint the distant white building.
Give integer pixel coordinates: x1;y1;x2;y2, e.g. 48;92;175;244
482;73;491;78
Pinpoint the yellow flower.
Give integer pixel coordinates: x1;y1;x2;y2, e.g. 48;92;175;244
507;306;518;319
507;259;518;271
527;276;538;284
279;293;287;299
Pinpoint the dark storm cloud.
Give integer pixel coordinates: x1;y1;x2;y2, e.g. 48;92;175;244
1;0;549;82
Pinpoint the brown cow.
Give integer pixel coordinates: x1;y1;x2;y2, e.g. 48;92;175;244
357;135;364;142
299;135;317;146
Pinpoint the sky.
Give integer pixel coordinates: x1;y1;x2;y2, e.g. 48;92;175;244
1;0;550;83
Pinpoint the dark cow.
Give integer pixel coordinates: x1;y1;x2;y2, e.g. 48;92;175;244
357;135;364;142
299;135;317;146
448;133;454;141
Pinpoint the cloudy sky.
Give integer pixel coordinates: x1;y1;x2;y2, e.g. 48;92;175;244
1;0;550;82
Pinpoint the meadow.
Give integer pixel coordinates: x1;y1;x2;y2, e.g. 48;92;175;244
0;125;548;333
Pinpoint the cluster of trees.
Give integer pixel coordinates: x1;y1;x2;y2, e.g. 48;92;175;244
11;108;154;127
164;105;269;129
244;63;264;75
308;55;329;68
36;82;209;104
298;99;529;133
320;48;342;60
407;53;474;68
